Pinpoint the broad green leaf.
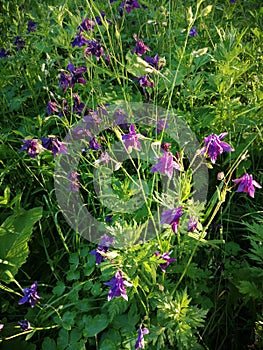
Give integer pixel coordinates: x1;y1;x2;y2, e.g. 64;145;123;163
0;207;43;283
83;314;109;337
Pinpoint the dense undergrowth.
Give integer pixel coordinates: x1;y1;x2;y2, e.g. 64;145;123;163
0;0;263;349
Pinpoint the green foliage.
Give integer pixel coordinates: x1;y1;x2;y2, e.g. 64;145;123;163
0;0;262;349
0;207;43;283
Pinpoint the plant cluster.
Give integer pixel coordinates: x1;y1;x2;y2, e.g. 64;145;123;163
0;0;262;349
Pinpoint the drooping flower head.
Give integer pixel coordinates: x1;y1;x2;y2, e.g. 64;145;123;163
0;48;9;58
151;152;181;180
161;206;184;233
72;34;89;48
67;171;80;191
201;132;233;163
41;137;68;157
144;54;163;70
18;281;40;308
78;18;95;32
27;21;37;33
59;63;87;92
132;36;150;56
89;137;101;150
90;235;114;265
189;27;198;36
120;0;140;14
187;216;198;232
67;62;87;89
232;173;262;198
122;124;141;151
84;40;105;61
135;325;149;349
137;75;153;88
104;270;132;301
155;251;176;272
14;36;25;50
18;320;31;331
19;139;43;158
47;101;59;115
0;324;4;331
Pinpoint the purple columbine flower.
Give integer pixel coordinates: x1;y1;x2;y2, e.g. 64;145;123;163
59;71;70;93
155;251;176;272
14;36;25;50
137;75;153;88
105;270;132;301
27;21;37;33
232;173;262;198
0;48;10;58
161;142;171;152
78;18;95;32
47;101;59;115
230;0;237;3
89;137;101;150
0;324;4;331
95;11;112;25
161;206;184;233
144;54;162;70
187;216;198;232
135;325;149;349
201;132;233;163
156;118;169;134
84;40;105;61
41;137;68;157
122;124;141;151
72;93;85;115
18;281;41;308
151;152;181;180
90;235;114;265
18;320;31;331
67;171;80;191
19;139;43;158
120;0;140;14
67;62;87;89
189;27;198;36
72;34;89;48
132;37;150;56
113;109;128;128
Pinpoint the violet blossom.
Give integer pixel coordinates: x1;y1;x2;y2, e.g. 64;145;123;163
90;235;114;265
105;270;132;301
151;152;181;179
132;37;150;56
18;281;41;308
41;137;68;157
122;124;141;151
120;0;140;14
84;40;105;60
161;206;184;233
155;251;176;272
232;173;262;198
201;132;233;163
18;320;31;331
135;325;149;349
19;139;43;158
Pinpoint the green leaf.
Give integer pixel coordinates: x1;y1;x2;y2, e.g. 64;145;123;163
52;281;66;296
0;207;43;283
83;314;109;337
42;337;57;350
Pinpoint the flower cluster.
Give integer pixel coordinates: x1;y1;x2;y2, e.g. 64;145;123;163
19;137;67;158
